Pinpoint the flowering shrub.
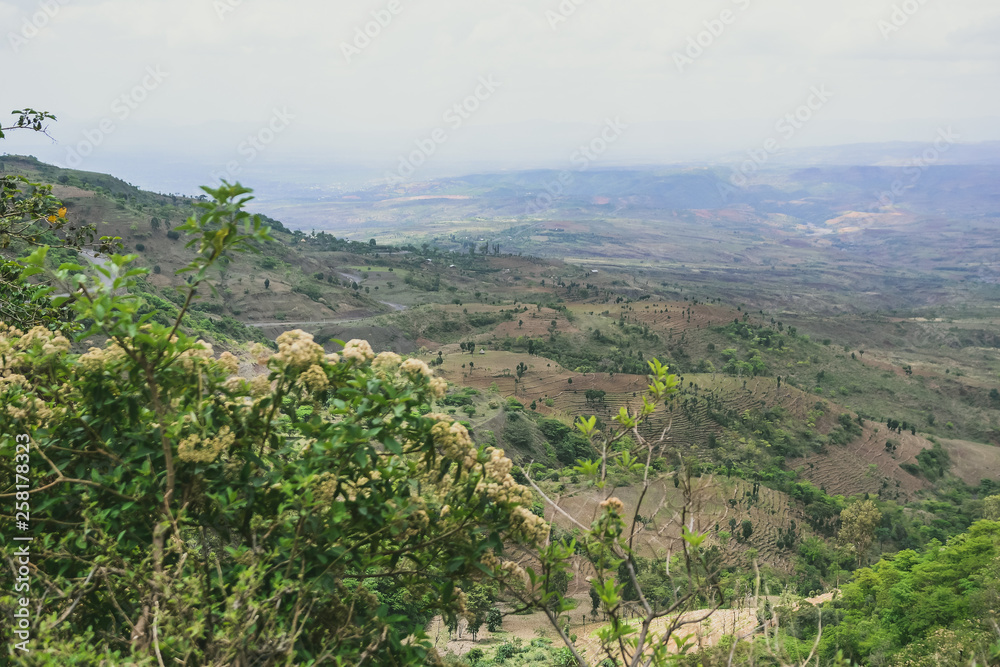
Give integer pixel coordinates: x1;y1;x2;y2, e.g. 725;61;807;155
0;184;543;665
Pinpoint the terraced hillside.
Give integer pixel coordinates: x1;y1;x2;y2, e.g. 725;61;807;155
544;476;810;573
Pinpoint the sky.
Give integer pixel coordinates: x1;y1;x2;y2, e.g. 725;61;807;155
2;0;1000;194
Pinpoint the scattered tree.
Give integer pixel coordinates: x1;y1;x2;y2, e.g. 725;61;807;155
839;499;882;566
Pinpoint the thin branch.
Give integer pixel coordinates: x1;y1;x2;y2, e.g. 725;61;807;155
524;465;588;531
152;601;166;667
54;565;97;625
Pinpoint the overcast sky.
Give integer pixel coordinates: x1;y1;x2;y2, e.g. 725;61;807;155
3;0;1000;193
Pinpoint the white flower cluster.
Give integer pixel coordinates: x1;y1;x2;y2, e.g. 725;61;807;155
400;357;432;378
249;375;272;397
77;343;128;373
599;496;626;516
222;376;247;393
177;425;235;464
6;325;71;357
273;330;325;370
371;351;447;399
0;326;66;426
312;472;339;504
218;351;240;375
509;505;549;545
476;447;532;506
501;559;527;584
298;364;329;392
371;351;402;373
2;395;52;424
429;417;478;471
251;343;271;366
177;340;214;372
0;323;21;353
342;339;375;364
429;376;448;399
0;325;70;371
0;372;28;390
453;587;469;615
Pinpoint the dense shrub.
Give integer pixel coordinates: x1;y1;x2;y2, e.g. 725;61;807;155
0;185;546;665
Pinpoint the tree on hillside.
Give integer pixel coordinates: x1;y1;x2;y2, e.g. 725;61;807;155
985;495;1000;521
487;607;503;632
839;499;883;566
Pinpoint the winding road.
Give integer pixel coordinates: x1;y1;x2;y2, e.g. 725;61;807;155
248;301;407;328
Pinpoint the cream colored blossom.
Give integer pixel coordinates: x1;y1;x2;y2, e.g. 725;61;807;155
312;472;339;504
0;323;24;339
372;351;402;370
105;343;127;364
298;364;329;392
78;347;106;372
509;505;549;545
342;339;375;364
501;559;527;583
218;351;240;375
474;447;532;506
250;343;272;365
222;376;246;393
3;396;53;425
480;551;500;570
325;352;340;364
400;357;432;378
41;333;70;356
6;326;70;359
177;426;235;464
15;326;53;351
428;376;448;399
0;372;29;390
430;418;477;470
600;496;626;516
453;587;469;615
77;342;126;373
178;340;214;372
249;374;272;397
274;330;325;370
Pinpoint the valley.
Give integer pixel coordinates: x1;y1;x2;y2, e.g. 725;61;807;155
4;155;1000;666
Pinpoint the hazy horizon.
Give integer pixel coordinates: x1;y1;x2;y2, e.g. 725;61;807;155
4;0;1000;197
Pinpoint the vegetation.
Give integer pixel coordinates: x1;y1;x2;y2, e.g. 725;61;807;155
0;185;545;664
4;116;1000;664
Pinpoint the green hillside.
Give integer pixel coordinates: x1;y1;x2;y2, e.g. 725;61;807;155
3;150;1000;666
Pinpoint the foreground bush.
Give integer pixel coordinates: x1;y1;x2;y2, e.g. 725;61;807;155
0;184;544;665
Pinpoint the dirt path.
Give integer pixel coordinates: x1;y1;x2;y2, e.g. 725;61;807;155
428;591;838;662
79;250;116;291
248;317;372;328
379;301;408;311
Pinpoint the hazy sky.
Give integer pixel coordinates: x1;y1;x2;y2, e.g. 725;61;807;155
3;0;1000;192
